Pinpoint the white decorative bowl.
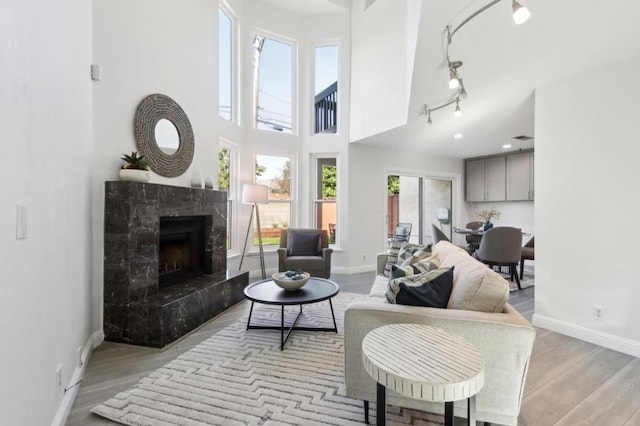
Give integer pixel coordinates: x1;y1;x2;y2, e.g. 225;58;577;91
119;168;151;183
272;272;310;291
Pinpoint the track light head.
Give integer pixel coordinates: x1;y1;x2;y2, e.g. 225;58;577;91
448;61;463;89
512;1;530;25
454;99;462;118
458;80;468;99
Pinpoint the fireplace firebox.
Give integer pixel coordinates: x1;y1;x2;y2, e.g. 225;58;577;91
159;216;206;288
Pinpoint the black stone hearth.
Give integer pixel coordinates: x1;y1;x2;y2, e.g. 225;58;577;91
103;181;248;348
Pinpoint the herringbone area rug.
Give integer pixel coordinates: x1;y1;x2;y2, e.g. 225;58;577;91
92;292;445;425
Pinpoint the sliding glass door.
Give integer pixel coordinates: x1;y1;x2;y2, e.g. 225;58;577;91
387;174;453;245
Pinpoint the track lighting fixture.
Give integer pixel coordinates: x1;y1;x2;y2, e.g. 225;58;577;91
423;0;530;128
448;61;463;90
512;1;530;25
458;80;468;99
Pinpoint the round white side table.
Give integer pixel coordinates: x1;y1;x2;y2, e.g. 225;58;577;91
362;323;485;426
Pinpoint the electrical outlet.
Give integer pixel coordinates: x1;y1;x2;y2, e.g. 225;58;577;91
593;305;604;321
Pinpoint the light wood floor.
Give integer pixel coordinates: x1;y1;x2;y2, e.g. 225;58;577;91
66;272;640;426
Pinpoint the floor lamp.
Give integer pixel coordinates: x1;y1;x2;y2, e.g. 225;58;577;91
239;183;268;279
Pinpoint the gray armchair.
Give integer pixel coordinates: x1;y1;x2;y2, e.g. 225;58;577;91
475;226;523;290
277;228;333;278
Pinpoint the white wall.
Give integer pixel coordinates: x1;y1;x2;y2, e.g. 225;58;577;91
347;143;463;270
533;55;640;357
349;0;420;141
92;0;219;330
0;1;94;424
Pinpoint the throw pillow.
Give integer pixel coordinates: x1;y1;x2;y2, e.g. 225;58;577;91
386;267;454;308
288;231;321;256
383;240;405;277
389;259;439;280
397;243;432;266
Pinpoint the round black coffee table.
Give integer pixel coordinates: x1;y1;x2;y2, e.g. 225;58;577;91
244;277;340;350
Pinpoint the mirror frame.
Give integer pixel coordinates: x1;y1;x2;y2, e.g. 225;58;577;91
134;94;194;177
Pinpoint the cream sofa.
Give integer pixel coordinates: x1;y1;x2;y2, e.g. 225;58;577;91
344;241;535;426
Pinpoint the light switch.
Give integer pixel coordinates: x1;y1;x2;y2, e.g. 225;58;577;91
16;204;27;240
91;64;101;81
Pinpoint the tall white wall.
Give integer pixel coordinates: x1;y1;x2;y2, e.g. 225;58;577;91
347;143;463;269
533;55;640;356
349;0;420;141
0;1;94;424
91;0;219;331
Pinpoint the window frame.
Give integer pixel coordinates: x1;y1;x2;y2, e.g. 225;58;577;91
251;31;298;135
219;139;239;254
218;2;238;123
253;152;296;251
312;42;340;136
312;154;339;248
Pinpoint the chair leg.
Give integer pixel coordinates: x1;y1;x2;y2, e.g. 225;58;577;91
520;258;525;278
512;264;522;290
364;400;369;424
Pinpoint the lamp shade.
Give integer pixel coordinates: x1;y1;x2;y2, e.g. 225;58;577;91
242;184;268;204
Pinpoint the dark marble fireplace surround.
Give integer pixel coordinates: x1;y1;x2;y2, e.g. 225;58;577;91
103;181;248;348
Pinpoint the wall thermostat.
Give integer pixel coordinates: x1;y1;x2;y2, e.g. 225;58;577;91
437;207;450;224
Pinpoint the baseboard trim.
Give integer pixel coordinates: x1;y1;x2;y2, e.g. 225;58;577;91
532;314;640;358
332;264;376;275
51;330;104;426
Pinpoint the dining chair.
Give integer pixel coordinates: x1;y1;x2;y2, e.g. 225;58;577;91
475;226;523;289
520;236;535;278
392;223;412;243
465;221;484;253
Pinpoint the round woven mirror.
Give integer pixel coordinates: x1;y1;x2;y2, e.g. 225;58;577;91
134;94;194;177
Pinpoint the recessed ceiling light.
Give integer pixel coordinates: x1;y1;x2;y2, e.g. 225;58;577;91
453;133;463;139
502;144;512;149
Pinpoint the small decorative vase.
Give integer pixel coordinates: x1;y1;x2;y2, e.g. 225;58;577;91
483;221;493;231
119;168;150;183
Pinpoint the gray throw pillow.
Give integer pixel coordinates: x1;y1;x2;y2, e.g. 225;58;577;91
288;232;321;256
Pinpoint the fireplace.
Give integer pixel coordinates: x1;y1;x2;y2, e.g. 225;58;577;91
103;182;248;348
159;216;206;288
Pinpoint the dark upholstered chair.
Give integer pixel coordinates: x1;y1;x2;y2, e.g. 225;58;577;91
392;223;412;243
520;236;535;278
465;221;484;253
277;228;333;278
475;226;523;290
431;223;450;245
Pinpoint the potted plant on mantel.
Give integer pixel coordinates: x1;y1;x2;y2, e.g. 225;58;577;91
119;151;151;183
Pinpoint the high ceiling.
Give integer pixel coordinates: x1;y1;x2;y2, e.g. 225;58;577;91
261;0;640;158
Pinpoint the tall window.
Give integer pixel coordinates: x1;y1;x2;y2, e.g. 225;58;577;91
314;158;337;244
252;35;294;133
218;143;236;250
254;154;292;247
218;8;233;120
314;45;339;134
